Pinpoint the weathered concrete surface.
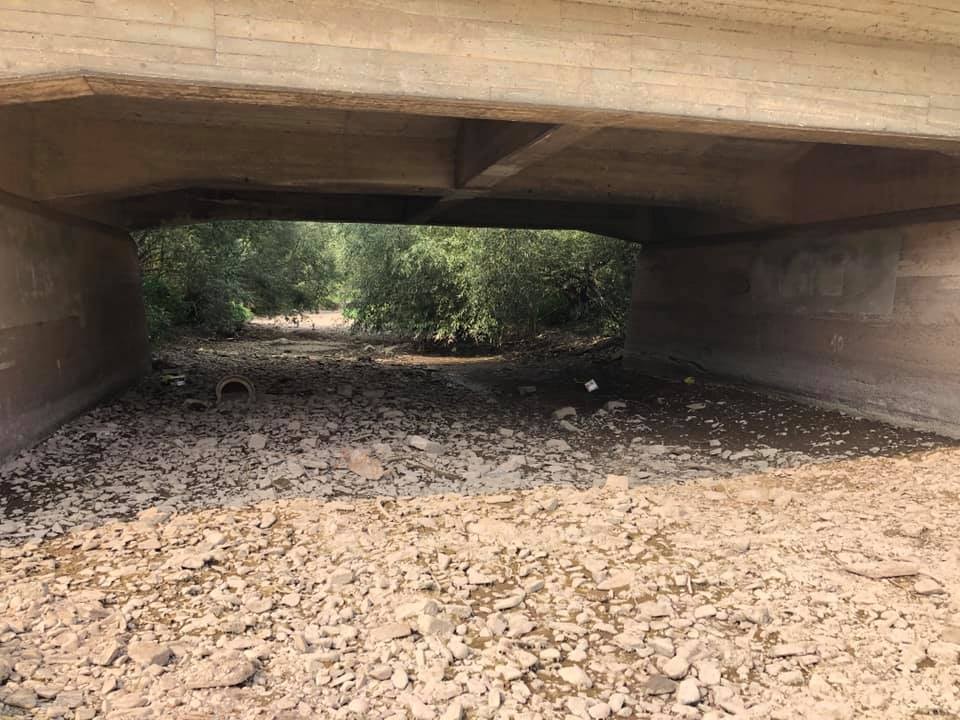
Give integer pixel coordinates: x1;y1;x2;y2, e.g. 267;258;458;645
0;196;149;457
625;218;960;435
2;1;959;144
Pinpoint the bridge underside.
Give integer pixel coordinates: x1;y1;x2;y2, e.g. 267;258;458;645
3;77;960;239
2;0;960;454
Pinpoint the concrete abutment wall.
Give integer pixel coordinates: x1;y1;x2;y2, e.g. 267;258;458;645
0;197;149;458
625;218;960;436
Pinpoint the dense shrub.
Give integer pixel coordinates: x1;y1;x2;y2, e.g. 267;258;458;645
332;224;640;344
135;221;338;341
136;220;640;346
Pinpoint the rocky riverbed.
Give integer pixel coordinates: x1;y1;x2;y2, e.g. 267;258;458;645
1;322;958;719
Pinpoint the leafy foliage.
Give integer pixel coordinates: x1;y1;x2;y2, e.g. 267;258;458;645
135;221;338;340
135;220;640;346
332;225;640;345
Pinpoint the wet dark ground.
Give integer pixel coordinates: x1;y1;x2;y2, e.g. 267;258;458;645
409;341;952;461
236;320;960;459
158;322;956;464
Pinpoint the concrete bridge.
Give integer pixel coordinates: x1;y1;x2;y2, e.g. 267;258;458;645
2;0;960;455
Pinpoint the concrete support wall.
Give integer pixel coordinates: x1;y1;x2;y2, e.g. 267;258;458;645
0;197;149;458
625;218;960;435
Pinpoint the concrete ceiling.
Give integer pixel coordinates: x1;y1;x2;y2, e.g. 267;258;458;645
3;91;960;243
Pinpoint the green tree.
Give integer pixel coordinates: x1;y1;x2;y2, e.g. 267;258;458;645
135;221;338;341
332;224;639;345
136;219;639;346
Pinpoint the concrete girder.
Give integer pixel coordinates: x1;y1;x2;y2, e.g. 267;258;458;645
2;0;960;148
4;86;960;237
2;71;960;154
1;50;959;235
407;121;597;224
49;189;653;245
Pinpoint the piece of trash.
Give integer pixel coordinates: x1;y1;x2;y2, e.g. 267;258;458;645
683;376;696;385
686;402;706;411
216;375;257;405
160;373;187;386
584;379;599;393
517;385;537;396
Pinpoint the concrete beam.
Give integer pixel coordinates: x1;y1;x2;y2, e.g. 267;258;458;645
58;187;655;242
14;92;960;234
456;121;594;190
31;114;455;202
788;145;960;225
5;72;960;156
435;197;653;243
72;190;421;228
409;120;595;224
2;0;960;148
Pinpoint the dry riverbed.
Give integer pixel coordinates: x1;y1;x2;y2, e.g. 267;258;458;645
1;321;958;719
